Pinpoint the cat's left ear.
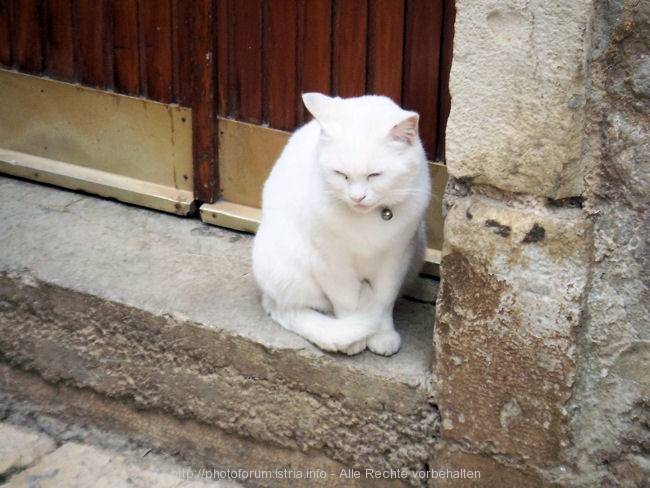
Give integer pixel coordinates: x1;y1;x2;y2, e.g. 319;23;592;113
389;113;420;145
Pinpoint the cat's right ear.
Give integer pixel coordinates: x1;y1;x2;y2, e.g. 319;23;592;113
302;93;338;136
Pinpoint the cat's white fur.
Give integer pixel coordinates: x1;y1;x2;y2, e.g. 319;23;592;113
252;93;430;356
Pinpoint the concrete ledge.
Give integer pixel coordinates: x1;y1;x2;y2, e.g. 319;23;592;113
0;176;439;486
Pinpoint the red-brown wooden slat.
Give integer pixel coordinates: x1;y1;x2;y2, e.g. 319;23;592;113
230;0;263;123
172;0;192;106
191;0;218;202
266;0;297;130
44;0;75;81
435;0;455;161
299;0;331;123
216;0;229;116
112;0;140;96
103;0;114;91
0;0;13;66
332;0;367;98
137;0;148;97
13;0;43;74
142;0;172;103
403;0;443;159
76;1;107;88
367;0;403;104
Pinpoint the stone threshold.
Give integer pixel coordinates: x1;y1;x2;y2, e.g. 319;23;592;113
0;175;440;487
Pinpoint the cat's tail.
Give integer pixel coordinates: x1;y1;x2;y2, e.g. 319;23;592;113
270;307;376;356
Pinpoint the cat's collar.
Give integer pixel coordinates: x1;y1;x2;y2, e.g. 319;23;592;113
381;207;393;221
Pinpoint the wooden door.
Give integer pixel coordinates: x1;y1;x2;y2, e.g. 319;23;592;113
0;0;453;270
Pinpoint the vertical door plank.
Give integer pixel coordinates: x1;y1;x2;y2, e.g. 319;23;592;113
44;0;75;81
172;0;192;106
266;0;297;130
192;0;218;202
403;0;443;159
230;0;263;123
300;0;331;112
367;0;403;103
13;0;43;74
435;0;455;161
112;0;140;96
216;0;229;116
332;0;367;98
0;0;12;66
300;0;332;124
77;0;107;88
142;0;172;103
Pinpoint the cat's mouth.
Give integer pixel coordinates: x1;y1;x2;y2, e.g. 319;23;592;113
351;202;375;214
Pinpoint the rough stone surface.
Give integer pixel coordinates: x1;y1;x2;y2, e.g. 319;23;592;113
434;195;590;468
8;442;204;488
428;447;561;488
446;0;591;199
437;0;649;484
0;272;438;482
0;176;439;487
0;365;408;488
0;423;56;475
572;0;650;485
0;419;239;487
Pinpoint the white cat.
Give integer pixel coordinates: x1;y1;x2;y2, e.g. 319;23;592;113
252;93;430;356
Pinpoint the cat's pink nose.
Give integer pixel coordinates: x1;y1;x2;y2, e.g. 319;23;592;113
350;194;366;204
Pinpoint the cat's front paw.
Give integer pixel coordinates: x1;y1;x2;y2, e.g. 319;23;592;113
339;338;367;355
367;330;401;356
313;337;367;356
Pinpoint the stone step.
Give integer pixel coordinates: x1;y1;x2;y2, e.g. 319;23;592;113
0;175;440;487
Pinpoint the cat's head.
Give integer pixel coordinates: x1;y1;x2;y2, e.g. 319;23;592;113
303;93;426;214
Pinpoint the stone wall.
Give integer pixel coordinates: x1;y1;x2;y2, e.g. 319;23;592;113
434;0;648;485
576;0;649;485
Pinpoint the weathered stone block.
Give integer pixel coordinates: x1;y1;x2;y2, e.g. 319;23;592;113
434;195;591;466
446;0;591;198
573;1;650;482
428;447;561;487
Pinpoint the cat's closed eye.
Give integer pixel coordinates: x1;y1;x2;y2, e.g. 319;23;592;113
368;172;382;179
334;170;348;180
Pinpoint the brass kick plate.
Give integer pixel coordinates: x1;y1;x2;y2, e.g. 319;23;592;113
0;69;194;215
